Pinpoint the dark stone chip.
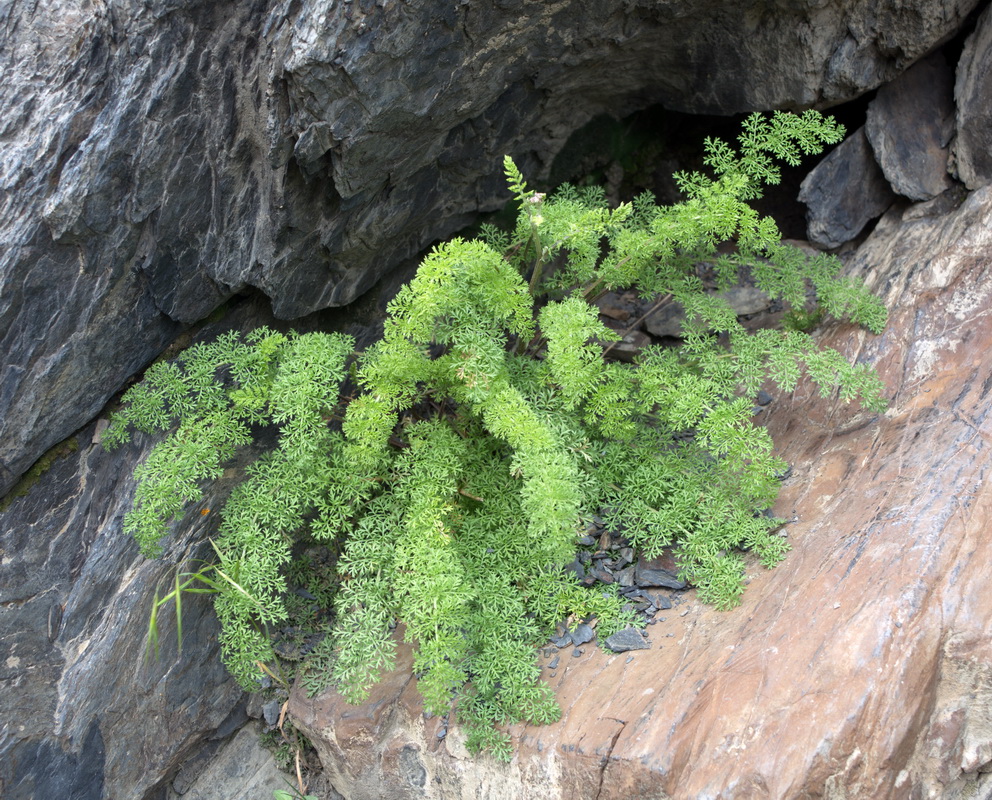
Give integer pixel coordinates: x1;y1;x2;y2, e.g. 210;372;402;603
592;566;614;584
262;700;281;729
635;567;687;590
570;623;596;646
562;557;585;580
604;627;651;652
616;565;637;587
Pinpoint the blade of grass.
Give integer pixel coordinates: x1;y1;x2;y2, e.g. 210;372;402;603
174;569;183;656
146;588;161;662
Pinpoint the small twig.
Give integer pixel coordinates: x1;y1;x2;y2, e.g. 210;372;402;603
295;748;305;795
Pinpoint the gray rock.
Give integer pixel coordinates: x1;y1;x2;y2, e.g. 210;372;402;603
604;627;651;653
262;700;282;730
0;414;281;799
635;568;688;591
799;127;897;249
645;285;773;338
0;0;980;499
165;722;291;800
866;52;955;201
954;4;992;189
616;565;638;587
569;623;596;646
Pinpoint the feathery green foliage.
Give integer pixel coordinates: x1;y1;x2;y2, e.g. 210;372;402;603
106;111;886;758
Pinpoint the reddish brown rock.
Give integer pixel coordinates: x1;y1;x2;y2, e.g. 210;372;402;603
289;186;992;798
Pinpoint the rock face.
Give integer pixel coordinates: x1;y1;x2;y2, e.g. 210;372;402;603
866;52;956;200
164;722;291;800
3;2;991;798
288;186;992;798
799;126;896;249
0;0;980;499
0;284;414;800
954;4;992;189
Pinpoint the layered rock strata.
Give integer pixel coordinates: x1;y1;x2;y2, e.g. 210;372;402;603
0;0;980;497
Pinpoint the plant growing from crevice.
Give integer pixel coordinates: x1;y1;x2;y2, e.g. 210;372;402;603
105;110;886;759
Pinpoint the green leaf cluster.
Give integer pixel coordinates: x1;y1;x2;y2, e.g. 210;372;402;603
106;112;886;757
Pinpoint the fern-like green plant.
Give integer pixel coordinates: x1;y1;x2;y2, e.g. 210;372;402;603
106;111;886;758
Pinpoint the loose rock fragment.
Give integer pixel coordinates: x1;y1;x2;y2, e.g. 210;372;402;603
604;627;651;653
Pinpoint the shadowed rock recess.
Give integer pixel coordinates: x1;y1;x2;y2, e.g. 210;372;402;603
0;0;979;497
3;1;992;799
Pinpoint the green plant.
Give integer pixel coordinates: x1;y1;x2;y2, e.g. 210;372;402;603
274;783;317;800
106;111;886;758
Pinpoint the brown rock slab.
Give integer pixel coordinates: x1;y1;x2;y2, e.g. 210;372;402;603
289;183;992;797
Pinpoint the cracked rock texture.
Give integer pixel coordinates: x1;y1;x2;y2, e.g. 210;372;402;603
288;188;992;799
0;417;246;800
0;0;980;499
866;52;956;201
954;3;992;189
